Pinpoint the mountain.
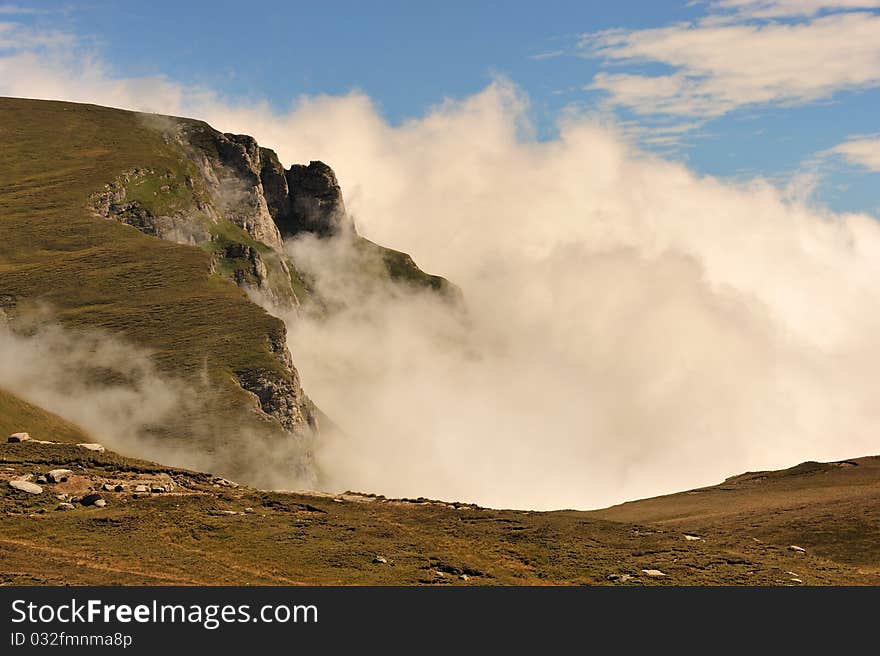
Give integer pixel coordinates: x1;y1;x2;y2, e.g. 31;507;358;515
0;97;451;486
2;97;878;586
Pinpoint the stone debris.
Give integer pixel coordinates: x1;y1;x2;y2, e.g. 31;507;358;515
641;569;666;577
77;443;106;452
9;480;42;494
7;432;30;443
47;469;73;483
372;556;388;564
55;503;75;511
789;545;807;554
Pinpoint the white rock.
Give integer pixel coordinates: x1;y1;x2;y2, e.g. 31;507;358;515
134;484;149;493
789;545;807;554
9;480;42;494
372;556;388;564
77;443;105;452
93;499;107;508
7;432;30;443
55;503;75;511
641;569;666;577
47;469;73;483
683;535;702;541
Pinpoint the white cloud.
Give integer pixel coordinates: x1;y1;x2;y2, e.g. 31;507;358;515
822;134;880;171
581;10;880;118
712;0;880;18
4;26;880;509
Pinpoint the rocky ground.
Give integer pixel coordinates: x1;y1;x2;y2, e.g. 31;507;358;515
2;433;878;586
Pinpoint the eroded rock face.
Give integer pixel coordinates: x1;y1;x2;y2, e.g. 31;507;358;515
178;126;285;251
283;161;354;238
237;331;317;433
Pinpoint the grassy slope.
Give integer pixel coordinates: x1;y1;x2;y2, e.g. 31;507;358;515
0;97;290;436
0;388;93;445
0;414;877;585
589;457;880;574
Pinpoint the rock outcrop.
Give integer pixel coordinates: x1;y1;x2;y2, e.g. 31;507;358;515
282;161;354;238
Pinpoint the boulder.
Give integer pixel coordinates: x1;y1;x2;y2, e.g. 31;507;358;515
47;469;73;483
7;432;30;443
55;503;75;511
9;480;42;494
80;493;104;506
93;499;107;508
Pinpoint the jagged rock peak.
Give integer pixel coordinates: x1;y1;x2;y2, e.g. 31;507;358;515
282;160;354;238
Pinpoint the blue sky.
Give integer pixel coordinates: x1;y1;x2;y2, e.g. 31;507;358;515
4;0;879;214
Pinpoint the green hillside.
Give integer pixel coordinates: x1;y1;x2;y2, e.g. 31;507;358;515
0;98;307;465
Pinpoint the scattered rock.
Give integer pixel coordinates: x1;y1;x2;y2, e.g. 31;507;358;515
789;545;807;554
55;494;68;501
35;475;48;485
372;556;388;564
244;507;254;513
7;432;31;443
641;569;666;577
607;573;633;582
55;503;75;511
9;480;42;494
46;469;72;483
77;443;105;452
80;493;104;506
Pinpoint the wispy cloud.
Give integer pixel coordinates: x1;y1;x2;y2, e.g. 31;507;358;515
711;0;880;18
0;4;47;15
818;134;880;171
581;8;880;122
529;49;564;61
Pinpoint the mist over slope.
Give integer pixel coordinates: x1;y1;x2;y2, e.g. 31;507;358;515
255;84;880;509
3;84;880;510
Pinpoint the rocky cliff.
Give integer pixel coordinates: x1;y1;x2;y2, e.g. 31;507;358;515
85;108;452;442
